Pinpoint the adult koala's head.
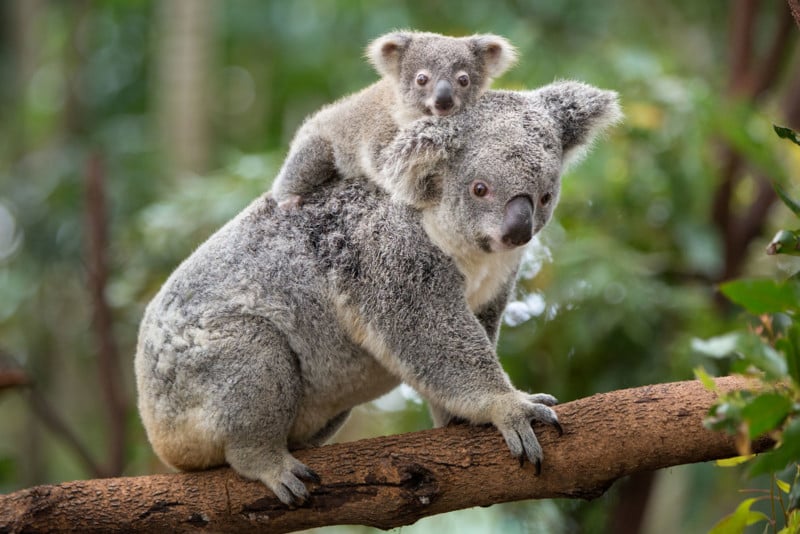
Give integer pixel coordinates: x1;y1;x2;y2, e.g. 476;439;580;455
390;81;621;255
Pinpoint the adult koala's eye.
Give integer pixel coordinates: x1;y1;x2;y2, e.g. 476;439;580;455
472;181;489;197
457;74;470;87
416;73;429;86
540;192;553;206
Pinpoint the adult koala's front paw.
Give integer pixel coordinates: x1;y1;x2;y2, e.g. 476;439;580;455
490;391;562;475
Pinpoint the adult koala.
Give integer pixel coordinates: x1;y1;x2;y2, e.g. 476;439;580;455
135;81;621;506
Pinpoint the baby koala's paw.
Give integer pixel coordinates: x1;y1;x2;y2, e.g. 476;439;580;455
490;390;562;475
401;117;460;156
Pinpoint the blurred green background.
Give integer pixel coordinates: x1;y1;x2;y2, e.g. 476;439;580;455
1;1;799;532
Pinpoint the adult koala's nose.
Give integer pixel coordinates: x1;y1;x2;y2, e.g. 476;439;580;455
501;195;534;247
434;80;454;111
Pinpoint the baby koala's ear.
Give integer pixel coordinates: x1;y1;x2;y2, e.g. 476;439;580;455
533;80;622;168
469;34;518;80
366;31;414;79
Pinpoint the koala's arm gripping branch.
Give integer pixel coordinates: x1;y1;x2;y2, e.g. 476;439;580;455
0;376;773;533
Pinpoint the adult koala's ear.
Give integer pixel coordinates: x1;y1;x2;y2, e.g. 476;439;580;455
366;31;413;79
469;34;518;80
536;81;622;168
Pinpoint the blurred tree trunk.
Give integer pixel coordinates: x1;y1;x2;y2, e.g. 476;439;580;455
5;0;47;489
711;0;799;283
5;0;43;160
156;0;215;178
0;377;773;533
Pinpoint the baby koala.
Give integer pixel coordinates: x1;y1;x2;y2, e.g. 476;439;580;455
270;30;517;208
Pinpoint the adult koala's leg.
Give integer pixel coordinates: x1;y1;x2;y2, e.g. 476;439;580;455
300;409;351;448
217;317;319;506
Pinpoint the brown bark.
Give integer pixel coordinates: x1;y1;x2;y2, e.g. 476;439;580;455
0;377;775;533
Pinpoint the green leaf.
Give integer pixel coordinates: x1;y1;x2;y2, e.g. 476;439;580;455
779;509;800;534
692;333;741;358
742;393;792;439
695;366;718;391
774;182;800;217
766;229;800;256
789;468;800;512
775;124;800;146
779;324;800;387
720;278;800;314
750;418;800;477
716;455;755;467
709;497;769;534
777;478;791;494
706;398;745;435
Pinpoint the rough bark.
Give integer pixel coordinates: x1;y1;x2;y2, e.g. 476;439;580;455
0;377;775;533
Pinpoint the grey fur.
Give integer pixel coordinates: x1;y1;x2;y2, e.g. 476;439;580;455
270;31;517;207
135;81;621;505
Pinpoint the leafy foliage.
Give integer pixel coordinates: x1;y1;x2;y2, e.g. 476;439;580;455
698;126;800;533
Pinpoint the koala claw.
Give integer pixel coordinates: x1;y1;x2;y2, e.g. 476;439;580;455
494;393;561;475
526;393;559;407
261;458;320;506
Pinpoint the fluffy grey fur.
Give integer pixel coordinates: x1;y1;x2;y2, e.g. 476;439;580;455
135;81;621;506
270;31;517;207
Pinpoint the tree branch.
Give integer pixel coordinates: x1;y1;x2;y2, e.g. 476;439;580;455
0;377;774;533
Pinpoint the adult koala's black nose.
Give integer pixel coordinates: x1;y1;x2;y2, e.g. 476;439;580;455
434;80;454;110
501;195;534;247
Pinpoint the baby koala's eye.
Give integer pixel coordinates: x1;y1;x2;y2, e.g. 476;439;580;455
472;181;489;198
416;73;429;86
457;74;470;87
540;192;553;206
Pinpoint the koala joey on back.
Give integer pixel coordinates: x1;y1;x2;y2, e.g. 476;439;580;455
135;81;621;506
269;30;517;208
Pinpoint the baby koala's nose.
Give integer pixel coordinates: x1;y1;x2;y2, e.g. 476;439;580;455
501;195;533;247
434;80;454;111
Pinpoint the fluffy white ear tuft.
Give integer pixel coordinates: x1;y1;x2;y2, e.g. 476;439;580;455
535;80;623;169
366;31;413;79
470;35;518;80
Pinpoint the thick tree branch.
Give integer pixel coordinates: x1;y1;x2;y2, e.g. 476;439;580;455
0;377;774;533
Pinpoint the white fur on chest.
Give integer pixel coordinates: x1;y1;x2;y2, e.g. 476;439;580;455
422;212;522;311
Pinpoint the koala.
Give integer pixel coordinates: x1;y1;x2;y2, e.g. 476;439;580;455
269;30;517;208
134;81;621;506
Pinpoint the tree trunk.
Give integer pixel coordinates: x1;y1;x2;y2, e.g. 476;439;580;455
0;377;774;533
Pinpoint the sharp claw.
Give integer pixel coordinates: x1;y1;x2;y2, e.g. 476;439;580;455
534;458;542;476
519;454;525;468
297;466;321;484
554;421;564;437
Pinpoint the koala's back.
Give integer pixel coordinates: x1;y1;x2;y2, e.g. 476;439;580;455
294;79;400;180
135;186;422;470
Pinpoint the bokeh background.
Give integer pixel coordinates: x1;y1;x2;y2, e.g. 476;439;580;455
1;1;799;532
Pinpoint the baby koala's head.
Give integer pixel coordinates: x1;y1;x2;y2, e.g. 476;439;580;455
367;31;517;119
